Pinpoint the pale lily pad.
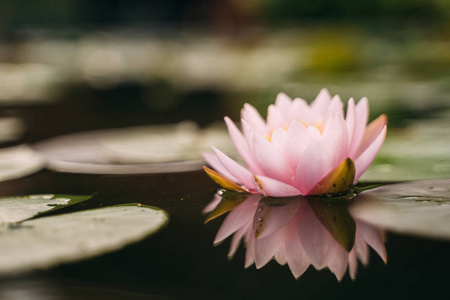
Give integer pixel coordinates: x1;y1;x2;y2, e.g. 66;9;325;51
0;194;91;223
349;180;450;240
0;145;46;182
33;122;234;174
0;204;168;275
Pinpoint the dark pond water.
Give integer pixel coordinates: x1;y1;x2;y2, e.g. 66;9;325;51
0;169;449;299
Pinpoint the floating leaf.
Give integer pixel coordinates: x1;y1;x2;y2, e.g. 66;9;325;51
205;190;249;223
0;145;45;182
33;122;234;174
0;203;168;275
0;194;92;224
349;180;450;240
308;197;356;251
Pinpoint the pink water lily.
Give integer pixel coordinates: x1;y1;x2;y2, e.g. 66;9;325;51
203;89;387;197
205;195;386;281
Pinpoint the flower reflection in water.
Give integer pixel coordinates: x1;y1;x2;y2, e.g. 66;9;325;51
204;191;386;281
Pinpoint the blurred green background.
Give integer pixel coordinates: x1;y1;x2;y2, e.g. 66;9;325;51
0;0;448;181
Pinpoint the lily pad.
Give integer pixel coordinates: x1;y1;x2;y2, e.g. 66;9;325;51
0;194;92;223
349;180;450;240
33;122;234;174
0;145;45;182
0;203;168;275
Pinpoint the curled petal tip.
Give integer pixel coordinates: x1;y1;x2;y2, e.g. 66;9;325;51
380;114;388;125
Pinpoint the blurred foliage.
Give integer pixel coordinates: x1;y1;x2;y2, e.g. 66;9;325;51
262;0;450;22
0;0;448;27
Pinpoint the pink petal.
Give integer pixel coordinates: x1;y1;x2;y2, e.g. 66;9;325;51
289;98;311;123
267;105;286;132
214;197;259;245
327;240;349;282
322;113;349;165
274;243;287;265
253;175;301;197
327;95;344;119
296;139;336;195
283;120;311;169
241;118;254;142
274;92;292;114
297;200;332;269
228;220;251;259
253;199;301;239
353;125;387;181
306;126;322;139
354;233;370;266
211;146;255;190
285;220;310;278
202;193;222;215
270;127;286;153
202;151;239;183
353;114;387;160
348;248;358;280
245;228;256;268
356;220;387;263
345;98;356;149
241;103;267;135
251;134;295;184
311;88;332;118
349;97;369;156
254;229;284;269
224;117;262;174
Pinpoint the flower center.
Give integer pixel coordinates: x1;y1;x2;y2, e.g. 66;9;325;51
265;121;324;142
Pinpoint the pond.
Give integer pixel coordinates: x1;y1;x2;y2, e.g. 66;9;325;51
0;27;449;300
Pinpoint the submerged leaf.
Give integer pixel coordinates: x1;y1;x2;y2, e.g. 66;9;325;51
308;197;356;251
308;158;355;196
205;190;249;223
0;203;168;276
0;194;92;224
349;179;450;240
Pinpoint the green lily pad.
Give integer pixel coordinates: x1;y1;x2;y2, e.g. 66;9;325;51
0;203;168;276
0;194;92;224
349;180;450;240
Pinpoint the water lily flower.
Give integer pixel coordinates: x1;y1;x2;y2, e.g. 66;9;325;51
205;195;386;280
203;89;387;196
